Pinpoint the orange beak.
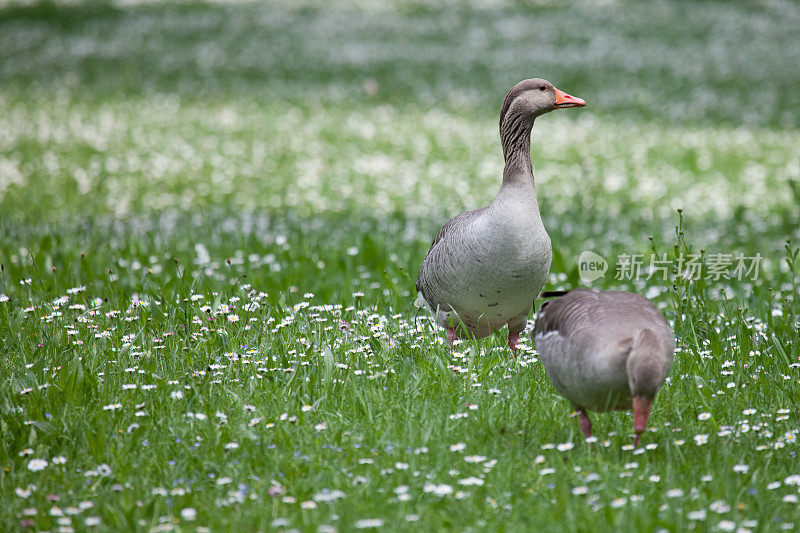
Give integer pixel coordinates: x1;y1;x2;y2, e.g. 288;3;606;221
632;395;652;446
553;87;586;108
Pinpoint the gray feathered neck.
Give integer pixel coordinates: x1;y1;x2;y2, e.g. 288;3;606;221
499;92;535;180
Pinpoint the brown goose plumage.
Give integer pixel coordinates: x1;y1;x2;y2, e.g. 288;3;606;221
534;289;675;445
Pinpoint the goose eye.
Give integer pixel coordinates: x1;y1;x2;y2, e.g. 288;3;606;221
538;85;547;91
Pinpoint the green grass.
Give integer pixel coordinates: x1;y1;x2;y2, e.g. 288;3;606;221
1;0;799;531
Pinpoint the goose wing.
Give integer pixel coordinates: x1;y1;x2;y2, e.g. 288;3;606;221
415;207;487;299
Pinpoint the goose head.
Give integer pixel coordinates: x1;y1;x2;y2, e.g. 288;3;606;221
627;327;673;446
499;78;586;126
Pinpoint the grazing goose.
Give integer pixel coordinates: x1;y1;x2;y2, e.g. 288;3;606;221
534;289;675;445
415;78;586;352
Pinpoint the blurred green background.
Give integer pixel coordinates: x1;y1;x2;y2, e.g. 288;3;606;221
2;0;799;302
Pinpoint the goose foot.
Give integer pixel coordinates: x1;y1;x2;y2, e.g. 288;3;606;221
446;328;455;348
577;409;592;438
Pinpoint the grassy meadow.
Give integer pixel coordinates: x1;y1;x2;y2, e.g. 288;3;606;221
1;0;800;530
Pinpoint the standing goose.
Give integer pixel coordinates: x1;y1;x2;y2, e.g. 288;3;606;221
533;289;675;445
415;78;586;352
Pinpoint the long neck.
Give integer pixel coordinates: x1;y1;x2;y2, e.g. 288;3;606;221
500;112;535;185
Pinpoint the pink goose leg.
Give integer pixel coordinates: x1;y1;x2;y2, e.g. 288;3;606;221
446;328;455;347
577;410;593;438
507;331;520;353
